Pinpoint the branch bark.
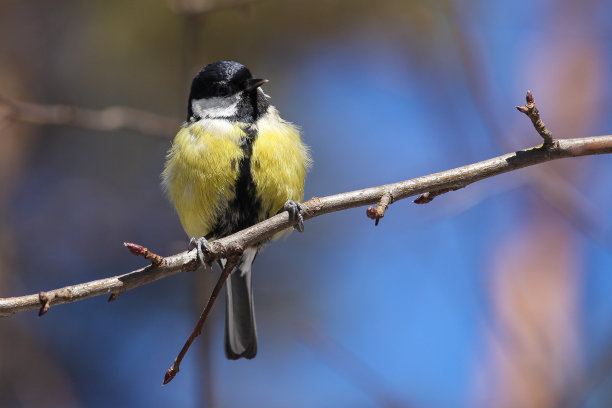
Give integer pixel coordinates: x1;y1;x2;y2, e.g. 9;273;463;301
1;134;611;317
0;96;177;139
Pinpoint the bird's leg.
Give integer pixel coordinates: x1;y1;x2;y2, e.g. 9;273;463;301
189;237;211;267
284;200;306;232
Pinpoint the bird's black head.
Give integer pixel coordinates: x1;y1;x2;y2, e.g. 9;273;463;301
187;60;269;123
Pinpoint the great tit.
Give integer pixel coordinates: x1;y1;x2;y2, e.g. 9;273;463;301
162;60;311;359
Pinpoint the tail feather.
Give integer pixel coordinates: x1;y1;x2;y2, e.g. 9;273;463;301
224;248;258;359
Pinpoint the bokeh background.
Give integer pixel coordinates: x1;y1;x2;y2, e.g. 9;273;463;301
1;0;612;407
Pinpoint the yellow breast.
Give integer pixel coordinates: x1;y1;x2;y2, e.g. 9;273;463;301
162;120;246;238
162;108;311;241
252;107;312;220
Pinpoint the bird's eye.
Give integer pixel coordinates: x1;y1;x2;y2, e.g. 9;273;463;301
217;85;231;97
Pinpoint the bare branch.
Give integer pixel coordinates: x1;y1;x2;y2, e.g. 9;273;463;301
124;242;166;267
1;133;611;317
413;187;461;204
163;255;239;385
0;96;178;139
516;90;555;146
0;251;198;317
366;192;392;226
415;92;554;206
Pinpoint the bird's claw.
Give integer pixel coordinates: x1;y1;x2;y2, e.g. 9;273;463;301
284;200;305;232
189;237;211;267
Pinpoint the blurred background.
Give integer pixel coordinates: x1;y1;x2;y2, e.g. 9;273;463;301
1;0;612;407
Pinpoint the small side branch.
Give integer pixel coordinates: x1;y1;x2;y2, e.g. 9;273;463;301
163;255;240;385
38;292;50;316
37;288;78;316
105;243;166;302
366;192;392;225
516;90;555;147
413;187;463;204
124;242;166;267
414;90;555;207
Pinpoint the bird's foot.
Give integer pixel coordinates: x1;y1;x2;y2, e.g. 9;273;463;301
284;200;306;232
189;237;211;267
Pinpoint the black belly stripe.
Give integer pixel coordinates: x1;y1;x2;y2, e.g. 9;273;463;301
207;90;270;240
208;125;261;239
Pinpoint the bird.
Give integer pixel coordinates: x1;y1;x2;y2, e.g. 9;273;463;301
162;60;311;359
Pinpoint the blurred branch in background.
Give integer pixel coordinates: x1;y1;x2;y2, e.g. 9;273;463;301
168;0;263;85
441;0;612;247
478;215;581;408
560;332;612;407
0;63;80;408
441;2;612;407
0;96;178;139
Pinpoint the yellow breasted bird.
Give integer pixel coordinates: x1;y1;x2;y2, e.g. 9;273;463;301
162;61;311;359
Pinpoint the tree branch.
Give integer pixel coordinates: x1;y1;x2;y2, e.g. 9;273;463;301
163;255;239;385
1;133;611;317
0;96;177;138
516;90;555;147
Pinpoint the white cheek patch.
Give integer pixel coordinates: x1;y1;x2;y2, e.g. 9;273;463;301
191;93;241;119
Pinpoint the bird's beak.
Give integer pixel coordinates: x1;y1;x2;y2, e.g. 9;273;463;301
246;78;268;91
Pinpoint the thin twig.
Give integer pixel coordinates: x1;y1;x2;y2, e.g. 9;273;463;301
415;91;553;205
38;292;50;316
106;243;166;303
442;10;612;247
163;255;240;385
124;242;166;267
0;96;178;139
516;90;555;147
414;187;458;204
1;134;612;317
366;192;392;225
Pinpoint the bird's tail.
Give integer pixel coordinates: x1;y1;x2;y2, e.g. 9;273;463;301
224;248;258;359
